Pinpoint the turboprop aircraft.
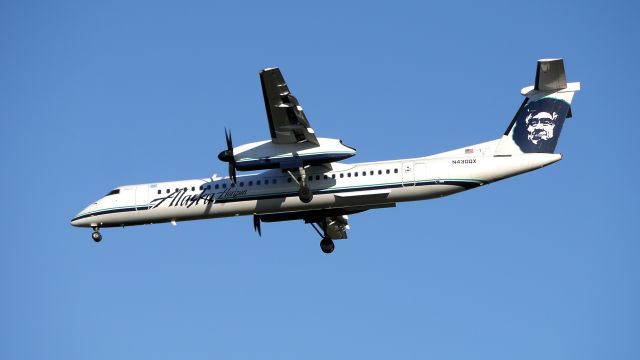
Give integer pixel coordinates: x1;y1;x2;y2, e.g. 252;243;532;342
71;59;580;253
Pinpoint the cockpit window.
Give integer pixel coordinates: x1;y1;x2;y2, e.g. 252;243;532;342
106;189;120;196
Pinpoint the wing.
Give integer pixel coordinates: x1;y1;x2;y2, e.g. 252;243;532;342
259;68;320;145
256;203;396;239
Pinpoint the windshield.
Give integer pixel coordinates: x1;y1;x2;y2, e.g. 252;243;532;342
105;189;120;196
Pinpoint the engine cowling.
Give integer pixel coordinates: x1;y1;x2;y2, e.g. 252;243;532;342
224;137;356;171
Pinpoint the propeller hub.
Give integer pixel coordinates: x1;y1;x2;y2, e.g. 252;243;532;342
218;150;234;163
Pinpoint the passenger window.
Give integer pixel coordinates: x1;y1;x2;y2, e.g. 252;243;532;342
340;173;344;178
166;189;170;194
309;176;313;181
273;179;277;184
222;183;227;189
386;169;390;174
288;178;292;183
315;175;320;180
394;169;398;174
362;171;366;176
257;180;261;185
347;173;351;177
378;170;382;175
354;172;358;177
249;181;253;186
324;175;328;180
157;190;161;194
239;182;244;187
332;174;336;179
215;184;219;189
370;171;374;175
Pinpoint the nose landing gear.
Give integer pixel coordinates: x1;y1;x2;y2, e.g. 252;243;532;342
91;227;102;242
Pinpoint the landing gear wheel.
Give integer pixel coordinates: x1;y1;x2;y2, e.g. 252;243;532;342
320;237;335;254
91;231;102;243
298;186;313;203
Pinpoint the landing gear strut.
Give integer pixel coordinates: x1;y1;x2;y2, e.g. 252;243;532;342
91;227;102;243
287;166;313;203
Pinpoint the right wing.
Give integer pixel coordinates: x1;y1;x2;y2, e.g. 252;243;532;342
259;68;320;145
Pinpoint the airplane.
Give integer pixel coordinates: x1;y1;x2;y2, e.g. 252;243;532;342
71;59;580;253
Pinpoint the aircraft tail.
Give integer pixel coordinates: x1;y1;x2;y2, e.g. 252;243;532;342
495;59;580;155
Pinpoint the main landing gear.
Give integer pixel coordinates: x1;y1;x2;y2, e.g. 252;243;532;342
320;236;335;254
311;222;335;254
91;226;102;243
287;166;313;203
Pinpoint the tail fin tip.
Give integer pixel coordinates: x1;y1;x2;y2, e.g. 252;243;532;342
535;58;568;92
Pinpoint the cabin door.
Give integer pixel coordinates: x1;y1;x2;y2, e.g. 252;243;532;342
402;162;415;186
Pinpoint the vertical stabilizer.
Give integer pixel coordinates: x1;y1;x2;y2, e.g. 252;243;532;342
495;59;580;155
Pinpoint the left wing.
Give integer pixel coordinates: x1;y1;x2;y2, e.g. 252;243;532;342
254;203;396;239
259;68;320;145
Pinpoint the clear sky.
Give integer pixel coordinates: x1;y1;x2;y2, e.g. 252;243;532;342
1;0;639;359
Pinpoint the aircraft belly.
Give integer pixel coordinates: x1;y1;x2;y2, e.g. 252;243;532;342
387;184;465;202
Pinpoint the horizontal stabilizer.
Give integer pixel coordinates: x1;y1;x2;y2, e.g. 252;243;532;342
535;59;567;92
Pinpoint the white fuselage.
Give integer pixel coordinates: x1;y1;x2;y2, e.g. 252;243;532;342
70;140;561;229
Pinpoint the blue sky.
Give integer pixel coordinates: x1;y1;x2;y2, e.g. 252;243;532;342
1;0;639;359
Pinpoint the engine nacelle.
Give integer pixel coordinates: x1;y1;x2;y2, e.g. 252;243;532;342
229;137;356;171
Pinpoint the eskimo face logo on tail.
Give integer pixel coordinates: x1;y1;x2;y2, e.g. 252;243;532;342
526;110;557;145
513;97;569;153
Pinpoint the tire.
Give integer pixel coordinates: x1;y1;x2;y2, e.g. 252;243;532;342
92;231;102;243
298;187;313;203
320;238;334;254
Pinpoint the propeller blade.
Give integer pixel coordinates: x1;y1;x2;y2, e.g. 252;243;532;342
221;127;237;182
253;215;262;236
224;127;233;151
229;162;237;184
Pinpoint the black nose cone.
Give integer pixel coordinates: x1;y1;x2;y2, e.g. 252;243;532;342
218;150;232;162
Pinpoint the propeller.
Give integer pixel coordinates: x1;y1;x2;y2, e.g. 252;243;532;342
253;215;262;236
217;128;237;183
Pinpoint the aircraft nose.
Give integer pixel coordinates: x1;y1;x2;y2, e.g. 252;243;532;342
70;215;82;227
70;204;94;227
